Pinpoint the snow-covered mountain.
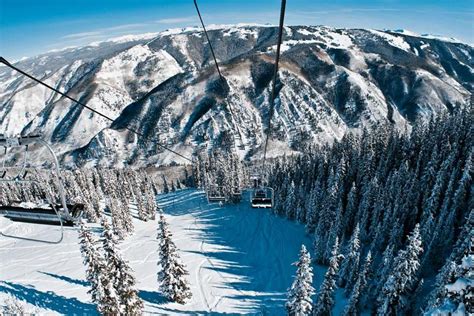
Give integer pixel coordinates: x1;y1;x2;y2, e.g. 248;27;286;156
0;25;472;167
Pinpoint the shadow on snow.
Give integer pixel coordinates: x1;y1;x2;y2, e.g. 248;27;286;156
157;189;313;315
138;289;167;305
39;271;89;287
0;281;97;315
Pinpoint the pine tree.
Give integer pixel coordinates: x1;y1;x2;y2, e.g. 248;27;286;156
2;295;27;316
80;221;121;315
313;222;328;265
377;224;423;315
119;195;134;235
285;181;297;220
438;248;473;314
314;237;343;316
343;251;372;315
157;214;192;304
101;219;143;315
286;245;315;316
338;223;361;289
426;209;474;312
162;175;170;194
324;199;344;264
79;223;106;306
109;197;126;240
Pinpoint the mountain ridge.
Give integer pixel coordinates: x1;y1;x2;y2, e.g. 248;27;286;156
0;25;472;167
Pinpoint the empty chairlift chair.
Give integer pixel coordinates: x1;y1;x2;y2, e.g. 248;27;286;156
231;186;242;203
206;184;226;203
1;202;83;226
251;187;274;208
0;135;83;243
250;175;274;208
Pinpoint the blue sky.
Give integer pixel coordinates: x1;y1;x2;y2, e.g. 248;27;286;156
1;0;473;60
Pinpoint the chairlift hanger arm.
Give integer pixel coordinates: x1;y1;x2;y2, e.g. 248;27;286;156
0;135;41;147
0;57;193;163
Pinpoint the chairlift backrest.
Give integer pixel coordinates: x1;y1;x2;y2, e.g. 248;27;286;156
0;135;76;222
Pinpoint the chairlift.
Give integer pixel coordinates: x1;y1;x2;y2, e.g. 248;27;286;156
249;0;285;209
231;186;242;203
0;135;82;243
250;174;274;208
251;187;274;208
206;184;226;203
1;202;83;226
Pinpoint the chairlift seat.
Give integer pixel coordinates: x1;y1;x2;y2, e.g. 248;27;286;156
0;202;84;226
251;187;274;208
207;195;226;202
207;185;226;203
231;188;242;203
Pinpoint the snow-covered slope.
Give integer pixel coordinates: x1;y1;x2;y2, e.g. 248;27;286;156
0;25;472;166
0;190;332;314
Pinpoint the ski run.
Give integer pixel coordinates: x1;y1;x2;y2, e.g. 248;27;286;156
0;189;347;315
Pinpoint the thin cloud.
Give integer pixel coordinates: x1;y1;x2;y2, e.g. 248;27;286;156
62;31;102;40
61;23;151;41
156;17;194;24
105;23;149;31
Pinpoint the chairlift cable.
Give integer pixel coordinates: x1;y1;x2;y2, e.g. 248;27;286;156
193;0;245;149
262;0;286;173
0;57;193;163
194;0;224;82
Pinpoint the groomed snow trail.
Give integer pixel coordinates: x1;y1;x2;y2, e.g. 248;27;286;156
0;189;314;314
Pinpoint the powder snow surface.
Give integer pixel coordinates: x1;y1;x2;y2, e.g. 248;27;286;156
0;189;339;314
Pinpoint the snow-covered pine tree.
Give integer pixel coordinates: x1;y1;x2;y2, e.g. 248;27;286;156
162;175;170;194
79;220;121;315
324;200;344;264
305;184;321;233
79;223;105;306
144;182;157;220
109;197;126;240
338;223;361;289
136;192;148;221
343;251;372;315
313;221;328;265
342;182;358;233
285;181;297;220
426;209;474;312
101;219;143;315
376;224;423;315
435;249;473;314
119;195;134;235
2;295;27;315
157;214;192;304
286;245;315;316
314;237;343;316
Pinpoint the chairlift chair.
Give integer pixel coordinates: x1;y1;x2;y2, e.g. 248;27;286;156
250;174;274;208
1;202;83;226
0;135;82;243
231;186;242;203
251;187;274;208
206;184;226;203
